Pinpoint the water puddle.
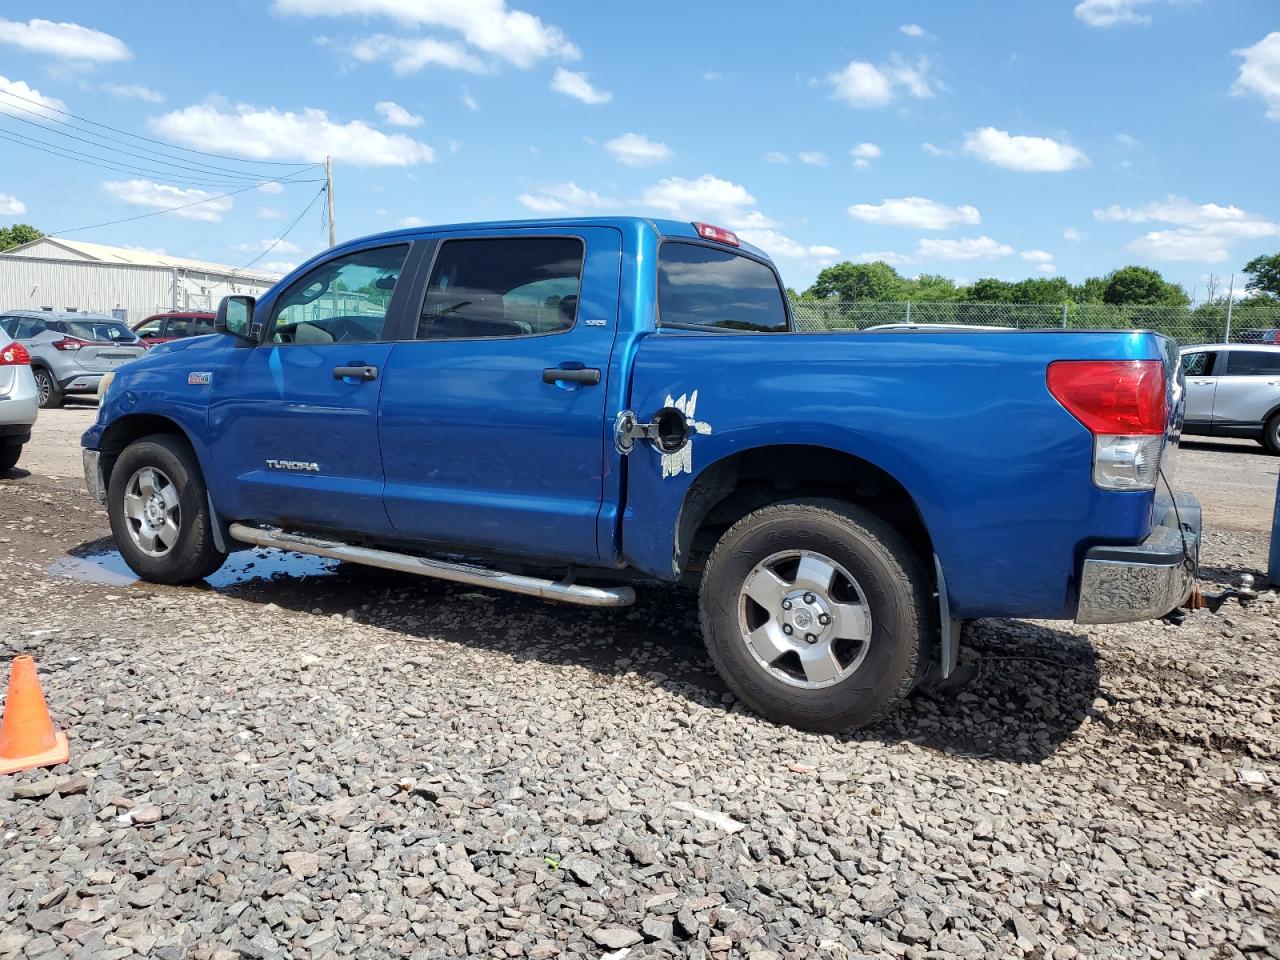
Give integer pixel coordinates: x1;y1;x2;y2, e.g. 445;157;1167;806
47;542;337;591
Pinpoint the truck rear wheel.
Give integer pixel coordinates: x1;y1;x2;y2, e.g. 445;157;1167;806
699;499;931;732
0;442;21;472
108;434;227;584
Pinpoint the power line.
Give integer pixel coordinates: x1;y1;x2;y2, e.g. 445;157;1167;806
0;125;286;189
0;96;289;182
0;87;314;168
234;186;328;273
47;167;325;236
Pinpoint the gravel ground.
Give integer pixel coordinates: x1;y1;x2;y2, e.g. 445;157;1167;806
1;409;1278;959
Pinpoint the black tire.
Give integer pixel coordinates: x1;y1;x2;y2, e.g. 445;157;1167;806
0;443;20;472
108;434;227;584
1264;412;1280;456
699;498;932;732
33;367;63;409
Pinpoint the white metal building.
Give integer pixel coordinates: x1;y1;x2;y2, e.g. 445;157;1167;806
0;238;282;323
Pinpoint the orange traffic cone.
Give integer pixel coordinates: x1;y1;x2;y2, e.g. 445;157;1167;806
0;655;70;775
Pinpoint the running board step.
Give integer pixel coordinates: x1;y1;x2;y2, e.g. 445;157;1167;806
227;523;635;608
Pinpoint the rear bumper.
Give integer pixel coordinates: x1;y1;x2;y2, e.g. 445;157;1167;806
60;372;104;393
1075;492;1200;624
0;366;39;433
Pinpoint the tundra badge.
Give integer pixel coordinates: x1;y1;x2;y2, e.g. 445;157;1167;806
266;460;320;472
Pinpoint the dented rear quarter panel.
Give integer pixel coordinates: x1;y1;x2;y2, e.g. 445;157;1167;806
621;329;1171;620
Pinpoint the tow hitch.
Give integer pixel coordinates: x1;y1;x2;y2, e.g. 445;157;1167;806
1162;574;1258;624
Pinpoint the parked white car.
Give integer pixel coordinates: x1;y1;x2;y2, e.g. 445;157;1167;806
1180;343;1280;454
0;327;39;471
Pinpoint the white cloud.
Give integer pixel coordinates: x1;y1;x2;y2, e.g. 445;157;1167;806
963;126;1088;172
551;68;611;104
398;215;428;227
103;179;232;222
0;18;130;62
1063;227;1086;241
261;261;297;275
763;151;789;164
604;132;672;167
460;87;478;111
921;141;952;157
702;71;722;81
915;236;1015;261
103;83;163;103
517;181;614;214
1114;132;1138;147
829;55;936;107
1095;195;1280;262
1073;0;1154;27
798;151;828;166
350;35;486;74
234;238;303;255
272;0;579;68
0;192;26;215
1035;263;1058;273
150;103;435;166
375;99;423;126
0;75;66;120
737;228;840;266
639;174;763;227
900;23;924;37
258;181;285;194
850;142;881;168
1020;249;1054;263
1233;32;1280;121
848;196;981;230
257;207;286;219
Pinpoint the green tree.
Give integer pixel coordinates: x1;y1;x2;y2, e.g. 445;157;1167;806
1010;277;1072;304
1243;252;1280;298
1101;266;1189;306
806;261;904;301
1070;276;1107;303
964;278;1015;302
901;273;960;302
0;223;42;252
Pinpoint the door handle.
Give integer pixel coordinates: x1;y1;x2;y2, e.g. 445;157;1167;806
543;366;601;385
333;365;378;381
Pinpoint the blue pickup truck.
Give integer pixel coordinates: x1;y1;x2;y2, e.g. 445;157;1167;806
82;217;1199;730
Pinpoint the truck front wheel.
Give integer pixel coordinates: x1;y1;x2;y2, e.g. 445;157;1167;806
699;499;931;732
108;434;227;584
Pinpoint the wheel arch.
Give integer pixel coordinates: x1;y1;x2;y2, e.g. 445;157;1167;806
98;413;198;491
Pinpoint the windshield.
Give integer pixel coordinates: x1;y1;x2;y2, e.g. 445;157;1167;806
64;320;139;343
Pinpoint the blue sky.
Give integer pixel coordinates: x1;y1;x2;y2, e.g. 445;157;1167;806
1;0;1278;299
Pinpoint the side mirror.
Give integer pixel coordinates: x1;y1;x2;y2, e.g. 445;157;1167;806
215;295;258;342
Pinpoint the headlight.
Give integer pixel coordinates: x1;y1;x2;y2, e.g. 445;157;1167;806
97;372;116;400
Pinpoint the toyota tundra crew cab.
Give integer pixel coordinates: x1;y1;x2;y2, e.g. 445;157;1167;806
82;217;1199;731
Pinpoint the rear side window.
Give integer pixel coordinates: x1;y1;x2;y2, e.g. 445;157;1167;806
658;242;788;333
1181;351;1216;376
63;320;137;343
1224;350;1280;376
14;318;47;339
417;236;583;340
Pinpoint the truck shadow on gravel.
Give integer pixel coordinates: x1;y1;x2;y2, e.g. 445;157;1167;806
58;538;1100;764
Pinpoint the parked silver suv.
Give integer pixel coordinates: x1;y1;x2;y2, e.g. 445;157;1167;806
0;327;39;471
0;310;146;408
1180;343;1280;453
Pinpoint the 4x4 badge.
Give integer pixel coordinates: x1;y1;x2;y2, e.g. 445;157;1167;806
188;371;212;385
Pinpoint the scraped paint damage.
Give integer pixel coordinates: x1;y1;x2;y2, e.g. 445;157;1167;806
661;389;712;478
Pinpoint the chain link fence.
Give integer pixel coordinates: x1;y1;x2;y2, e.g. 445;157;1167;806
789;299;1280;345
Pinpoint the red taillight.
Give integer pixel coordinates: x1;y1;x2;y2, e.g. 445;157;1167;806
51;336;90;351
693;222;740;246
1047;360;1166;435
0;342;30;365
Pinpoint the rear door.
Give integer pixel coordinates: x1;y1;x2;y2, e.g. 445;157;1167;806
208;242;417;534
1213;349;1280;428
1180;349;1218;426
378;227;622;562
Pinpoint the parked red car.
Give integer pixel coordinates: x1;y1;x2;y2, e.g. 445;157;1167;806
132;312;216;346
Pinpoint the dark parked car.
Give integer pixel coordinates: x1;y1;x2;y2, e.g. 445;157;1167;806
132;312;216;346
1236;329;1280;344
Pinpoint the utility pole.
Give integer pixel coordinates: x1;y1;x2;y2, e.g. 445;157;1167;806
325;155;336;248
1224;272;1235;344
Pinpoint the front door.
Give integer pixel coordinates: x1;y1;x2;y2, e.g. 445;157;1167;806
378;228;622;563
208;243;416;534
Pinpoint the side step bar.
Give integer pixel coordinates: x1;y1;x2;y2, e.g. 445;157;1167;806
227;523;636;608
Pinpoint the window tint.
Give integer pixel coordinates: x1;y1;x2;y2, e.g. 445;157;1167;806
1181;351;1215;376
417;237;583;340
658;242;788;333
15;318;47;339
191;316;215;336
0;317;14;336
135;318;164;337
1224;350;1280;376
63;320;138;343
269;245;409;345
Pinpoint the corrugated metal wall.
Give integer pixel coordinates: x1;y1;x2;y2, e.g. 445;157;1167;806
0;256;277;322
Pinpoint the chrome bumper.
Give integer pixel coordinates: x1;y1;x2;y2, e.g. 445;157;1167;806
1075;492;1200;624
83;449;106;504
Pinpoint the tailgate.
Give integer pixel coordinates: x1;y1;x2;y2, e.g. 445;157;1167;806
74;344;147;372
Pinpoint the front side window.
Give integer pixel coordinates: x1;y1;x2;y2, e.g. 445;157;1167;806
658;242;788;333
1224;350;1280;376
1181;351;1215;376
417;236;584;340
269;245;409;344
135;318;164;338
190;316;215;336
